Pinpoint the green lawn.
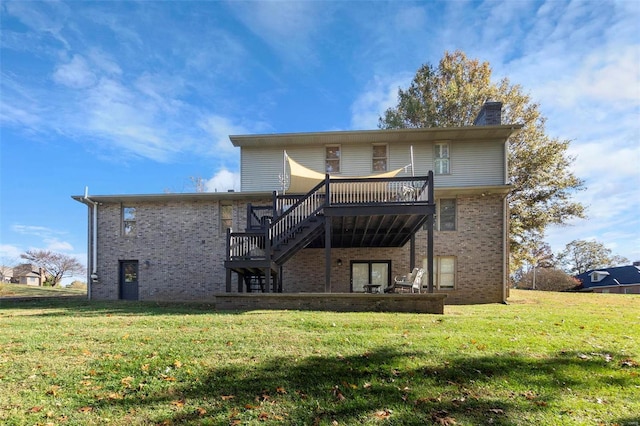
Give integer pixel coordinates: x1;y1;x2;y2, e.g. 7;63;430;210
0;283;86;298
0;290;638;425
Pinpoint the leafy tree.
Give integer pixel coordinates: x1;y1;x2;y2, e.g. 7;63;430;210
379;50;585;270
20;250;85;287
557;239;629;275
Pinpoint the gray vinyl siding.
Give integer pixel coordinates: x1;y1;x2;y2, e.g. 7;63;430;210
240;140;506;192
241;147;284;192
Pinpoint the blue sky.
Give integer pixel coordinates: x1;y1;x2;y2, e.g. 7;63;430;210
1;0;639;281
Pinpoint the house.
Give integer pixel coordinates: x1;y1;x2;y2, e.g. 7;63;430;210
73;102;521;307
1;266;13;283
11;264;46;286
574;265;640;294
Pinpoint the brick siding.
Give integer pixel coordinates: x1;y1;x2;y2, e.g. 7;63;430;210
91;194;506;304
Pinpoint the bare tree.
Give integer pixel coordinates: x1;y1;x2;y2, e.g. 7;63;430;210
20;250;85;287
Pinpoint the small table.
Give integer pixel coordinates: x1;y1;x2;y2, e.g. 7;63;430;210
363;284;381;293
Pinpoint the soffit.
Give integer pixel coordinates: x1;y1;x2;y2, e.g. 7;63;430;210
230;125;522;148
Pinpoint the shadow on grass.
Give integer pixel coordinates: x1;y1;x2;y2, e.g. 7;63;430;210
88;347;639;425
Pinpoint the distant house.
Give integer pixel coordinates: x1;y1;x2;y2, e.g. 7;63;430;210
12;264;46;286
1;266;13;283
574;265;640;294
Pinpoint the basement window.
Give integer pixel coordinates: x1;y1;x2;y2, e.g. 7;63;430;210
423;256;456;289
220;202;233;234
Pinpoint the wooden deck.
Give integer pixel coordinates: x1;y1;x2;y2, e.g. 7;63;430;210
214;293;446;314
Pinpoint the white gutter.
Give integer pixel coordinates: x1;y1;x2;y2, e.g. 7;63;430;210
82;186;98;300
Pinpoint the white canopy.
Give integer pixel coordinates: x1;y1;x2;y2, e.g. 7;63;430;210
285;153;406;194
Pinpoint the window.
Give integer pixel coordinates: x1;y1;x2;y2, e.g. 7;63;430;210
423;198;456;231
351;261;390;292
325;145;341;173
423;256;456;289
123;206;136;236
372;144;387;172
438;199;456;231
434;142;450;174
220;202;233;234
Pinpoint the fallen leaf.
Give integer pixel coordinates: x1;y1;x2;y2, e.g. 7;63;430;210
259;412;269;420
489;408;505;414
432;410;456;425
173;360;182;369
29;406;44;413
221;395;235;401
108;392;123;400
195;407;206;416
171;399;185;407
121;376;134;387
276;386;287;394
78;406;93;413
332;385;345;401
46;385;61;396
141;364;150;372
374;409;392;419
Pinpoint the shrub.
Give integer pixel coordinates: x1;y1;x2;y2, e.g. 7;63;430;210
514;268;579;291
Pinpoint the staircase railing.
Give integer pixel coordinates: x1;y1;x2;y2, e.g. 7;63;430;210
271;179;328;249
228;174;432;262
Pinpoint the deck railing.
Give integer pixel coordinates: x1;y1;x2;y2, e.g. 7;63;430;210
227;230;268;260
229;174;432;262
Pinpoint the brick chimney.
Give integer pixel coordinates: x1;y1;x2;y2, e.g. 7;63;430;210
473;101;502;125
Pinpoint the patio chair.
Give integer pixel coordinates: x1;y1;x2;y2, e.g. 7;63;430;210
385;268;424;293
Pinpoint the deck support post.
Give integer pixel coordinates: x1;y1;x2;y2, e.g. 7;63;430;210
427;170;435;293
410;234;416;271
324;174;332;293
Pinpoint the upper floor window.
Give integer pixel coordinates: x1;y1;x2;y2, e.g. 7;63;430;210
220;202;233;234
123;206;136;236
434;142;450;175
325;146;341;173
372;144;388;172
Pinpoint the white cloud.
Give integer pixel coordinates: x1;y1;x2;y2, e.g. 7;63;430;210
198;115;248;155
350;73;413;129
44;239;74;252
227;1;328;65
0;244;23;262
53;54;96;89
205;169;241;193
12;224;64;238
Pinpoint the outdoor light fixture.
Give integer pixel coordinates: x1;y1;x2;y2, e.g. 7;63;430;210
144;260;151;269
337;259;342;266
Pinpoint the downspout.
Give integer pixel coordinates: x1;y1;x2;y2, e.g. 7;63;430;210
503;136;510;303
83;186;98;300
